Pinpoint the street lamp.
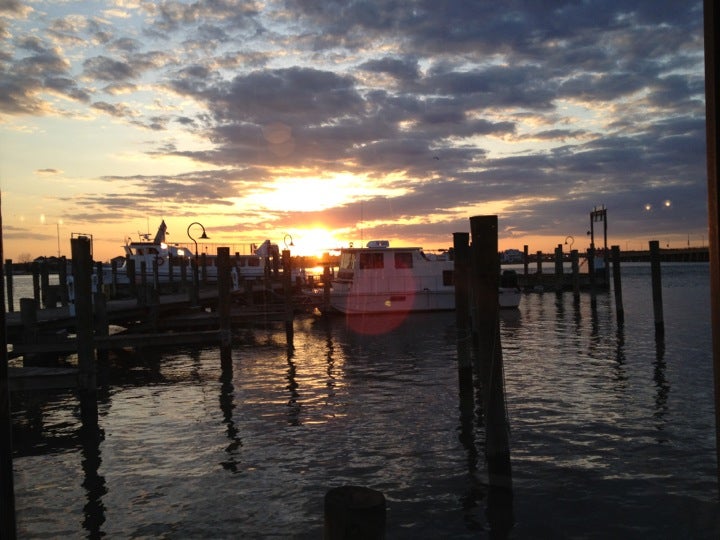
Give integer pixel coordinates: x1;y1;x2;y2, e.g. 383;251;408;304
283;233;294;250
187;222;209;305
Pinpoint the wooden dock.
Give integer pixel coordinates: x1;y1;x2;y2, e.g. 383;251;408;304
5;242;307;393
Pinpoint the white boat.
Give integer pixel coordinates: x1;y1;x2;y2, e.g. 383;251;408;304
314;240;521;315
102;221;278;285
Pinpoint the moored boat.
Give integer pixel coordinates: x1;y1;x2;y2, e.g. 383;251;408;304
102;221;280;284
312;240;521;315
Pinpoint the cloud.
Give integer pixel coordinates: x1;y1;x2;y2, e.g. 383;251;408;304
0;0;708;250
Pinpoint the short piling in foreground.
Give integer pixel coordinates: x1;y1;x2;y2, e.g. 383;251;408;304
323;486;386;539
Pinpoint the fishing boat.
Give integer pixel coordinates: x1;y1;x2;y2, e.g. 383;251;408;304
314;240;521;315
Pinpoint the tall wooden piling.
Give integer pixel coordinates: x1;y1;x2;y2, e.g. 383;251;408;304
59;257;68;306
611;246;624;325
0;194;17;540
322;265;331;314
649;240;664;336
127;258;137;299
200;253;208;284
4;259;13;312
110;259;118;298
554;243;563;291
20;298;38;350
469;217;512;472
588;246;597;309
31;262;40;304
40;262;49;308
453;232;473;413
324;486;386;540
469;216;513;528
282;250;294;348
140;261;149;306
523;245;529;278
71;236;98;426
217;248;232;356
703;0;720;495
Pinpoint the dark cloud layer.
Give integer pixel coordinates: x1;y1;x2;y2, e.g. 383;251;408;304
0;0;707;248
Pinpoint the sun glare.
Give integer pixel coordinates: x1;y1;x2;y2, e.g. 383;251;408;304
289;227;342;258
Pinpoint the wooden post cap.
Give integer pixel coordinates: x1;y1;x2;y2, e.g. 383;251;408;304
324;486;386;539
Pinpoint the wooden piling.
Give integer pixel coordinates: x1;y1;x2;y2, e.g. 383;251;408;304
200;253;208;284
703;0;720;496
469;216;512;471
111;259;118;298
4;260;13;312
217;247;232;353
323;486;385;540
126;257;137;299
31;262;40;304
140;261;148;306
649;240;665;336
453;232;473;402
282;250;294;348
152;257;160;292
323;265;331;314
611;245;624;325
167;255;175;291
0;194;18;540
554;243;563;291
588;246;597;309
20;298;38;348
180;258;188;293
71;236;98;427
523;245;529;278
40;262;49;308
59;256;68;306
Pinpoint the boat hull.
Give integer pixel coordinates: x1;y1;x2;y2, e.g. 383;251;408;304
330;289;456;314
325;287;521;314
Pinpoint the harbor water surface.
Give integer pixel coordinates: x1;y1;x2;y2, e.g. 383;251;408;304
9;263;720;538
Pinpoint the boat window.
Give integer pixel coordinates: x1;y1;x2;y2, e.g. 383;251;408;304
359;252;384;269
443;270;454;286
394;252;413;269
339;252;356;270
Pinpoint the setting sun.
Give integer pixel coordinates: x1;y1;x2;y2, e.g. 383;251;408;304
285;227;344;258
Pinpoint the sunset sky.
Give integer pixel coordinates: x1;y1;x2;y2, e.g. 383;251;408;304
0;0;707;261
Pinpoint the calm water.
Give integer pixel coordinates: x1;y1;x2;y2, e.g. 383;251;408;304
8;263;720;538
